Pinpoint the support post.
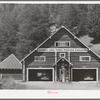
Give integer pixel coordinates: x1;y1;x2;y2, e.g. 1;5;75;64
68;52;71;82
0;74;2;81
68;52;70;61
22;60;25;81
55;51;57;81
69;65;71;82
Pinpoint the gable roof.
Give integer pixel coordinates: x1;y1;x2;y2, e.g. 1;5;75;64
0;54;22;69
56;58;73;66
21;26;100;62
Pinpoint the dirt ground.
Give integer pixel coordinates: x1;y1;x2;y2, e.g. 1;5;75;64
15;81;100;90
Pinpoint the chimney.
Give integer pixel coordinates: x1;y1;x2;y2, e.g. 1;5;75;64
49;23;57;35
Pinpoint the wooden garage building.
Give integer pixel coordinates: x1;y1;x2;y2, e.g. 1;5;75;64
21;26;100;82
0;54;22;80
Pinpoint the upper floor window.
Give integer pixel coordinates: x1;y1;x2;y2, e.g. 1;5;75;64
80;56;91;61
59;53;66;58
55;41;70;47
34;56;46;62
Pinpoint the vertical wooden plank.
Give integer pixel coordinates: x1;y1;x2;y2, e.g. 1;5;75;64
55;51;57;81
68;52;71;82
0;74;2;81
68;52;70;61
22;60;25;81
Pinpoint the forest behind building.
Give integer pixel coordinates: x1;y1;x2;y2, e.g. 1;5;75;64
0;4;100;61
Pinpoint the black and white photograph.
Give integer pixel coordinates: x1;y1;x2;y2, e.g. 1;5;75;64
0;2;100;91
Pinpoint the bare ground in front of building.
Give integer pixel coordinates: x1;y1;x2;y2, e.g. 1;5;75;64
14;81;100;90
1;76;100;90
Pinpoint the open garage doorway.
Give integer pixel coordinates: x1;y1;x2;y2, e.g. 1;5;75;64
72;68;98;82
27;68;54;81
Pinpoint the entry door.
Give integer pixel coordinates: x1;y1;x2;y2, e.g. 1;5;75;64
59;68;66;82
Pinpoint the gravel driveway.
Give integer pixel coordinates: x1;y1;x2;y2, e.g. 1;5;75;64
16;81;100;90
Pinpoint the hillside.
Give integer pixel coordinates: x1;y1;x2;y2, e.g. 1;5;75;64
0;4;100;61
79;35;100;56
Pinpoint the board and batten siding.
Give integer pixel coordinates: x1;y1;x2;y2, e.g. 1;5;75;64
70;52;100;80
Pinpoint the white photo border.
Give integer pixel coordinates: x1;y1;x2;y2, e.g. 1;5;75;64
0;1;100;99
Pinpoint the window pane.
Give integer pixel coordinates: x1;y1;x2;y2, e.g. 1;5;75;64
35;56;45;61
80;56;91;61
60;53;65;58
55;41;70;47
82;57;89;60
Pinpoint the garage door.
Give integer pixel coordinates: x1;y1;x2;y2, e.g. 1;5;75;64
72;69;97;82
28;69;53;81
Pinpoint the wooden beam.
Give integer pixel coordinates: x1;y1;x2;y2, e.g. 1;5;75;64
22;60;25;81
0;74;2;81
55;51;57;81
68;52;71;82
68;52;70;62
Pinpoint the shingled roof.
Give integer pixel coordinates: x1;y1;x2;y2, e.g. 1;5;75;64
0;54;22;69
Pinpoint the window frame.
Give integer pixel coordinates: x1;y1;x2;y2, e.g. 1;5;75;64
59;53;66;58
54;41;70;47
79;56;91;61
34;56;46;62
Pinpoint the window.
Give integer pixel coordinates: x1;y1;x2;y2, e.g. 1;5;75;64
80;56;91;61
55;41;70;47
34;56;46;62
59;53;65;58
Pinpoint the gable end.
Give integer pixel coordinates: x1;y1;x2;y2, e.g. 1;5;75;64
21;26;100;62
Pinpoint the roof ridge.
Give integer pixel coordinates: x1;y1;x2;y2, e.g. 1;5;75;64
11;54;22;65
0;54;13;63
0;53;22;69
0;54;22;65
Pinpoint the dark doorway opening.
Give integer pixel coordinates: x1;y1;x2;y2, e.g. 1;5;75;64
28;69;53;81
72;69;97;81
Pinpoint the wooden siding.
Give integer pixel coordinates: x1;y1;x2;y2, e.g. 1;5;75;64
25;51;55;67
0;69;22;73
40;28;86;48
57;52;68;61
71;52;100;63
70;52;100;80
98;68;100;81
24;27;100;81
25;51;55;80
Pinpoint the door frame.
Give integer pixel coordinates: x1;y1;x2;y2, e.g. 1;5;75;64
27;68;54;82
59;67;67;82
71;68;98;82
